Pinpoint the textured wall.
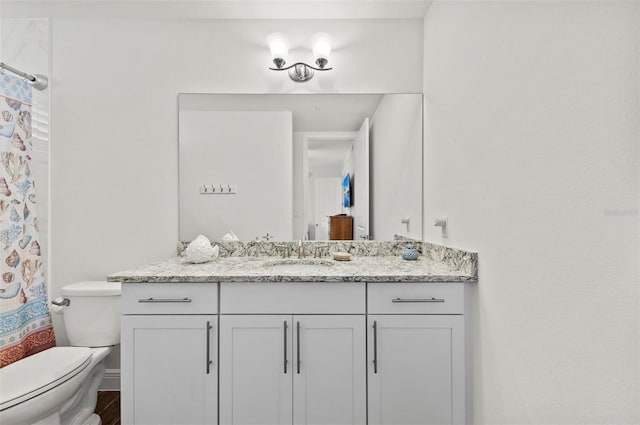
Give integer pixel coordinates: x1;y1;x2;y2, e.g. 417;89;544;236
423;1;640;422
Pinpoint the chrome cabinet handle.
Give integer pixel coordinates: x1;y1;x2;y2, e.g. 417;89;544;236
138;297;192;303
284;321;288;374
373;321;378;374
206;321;213;374
296;321;301;374
391;297;445;303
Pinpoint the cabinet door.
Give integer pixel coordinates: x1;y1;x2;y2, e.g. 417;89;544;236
293;315;366;425
121;315;217;425
368;315;465;425
220;315;293;425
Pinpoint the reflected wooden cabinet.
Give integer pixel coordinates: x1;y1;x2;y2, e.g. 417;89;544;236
330;215;353;240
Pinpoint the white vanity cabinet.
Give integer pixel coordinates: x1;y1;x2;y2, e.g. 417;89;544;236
120;283;218;425
219;282;367;425
367;283;466;425
119;280;469;425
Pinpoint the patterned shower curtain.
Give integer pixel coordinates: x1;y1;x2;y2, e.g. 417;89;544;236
0;72;55;368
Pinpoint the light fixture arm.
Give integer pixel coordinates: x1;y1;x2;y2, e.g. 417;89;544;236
269;60;333;83
269;61;333;72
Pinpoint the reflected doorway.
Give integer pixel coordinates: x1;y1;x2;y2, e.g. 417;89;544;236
302;132;355;240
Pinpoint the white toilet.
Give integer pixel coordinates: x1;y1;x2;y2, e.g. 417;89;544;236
0;281;121;425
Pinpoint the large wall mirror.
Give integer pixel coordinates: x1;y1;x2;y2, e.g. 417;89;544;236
179;93;423;242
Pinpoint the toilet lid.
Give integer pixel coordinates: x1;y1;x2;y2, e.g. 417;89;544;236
0;347;92;411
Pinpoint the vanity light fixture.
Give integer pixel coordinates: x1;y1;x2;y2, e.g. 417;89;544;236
267;32;333;83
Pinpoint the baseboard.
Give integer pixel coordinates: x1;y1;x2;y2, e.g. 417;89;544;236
99;368;121;391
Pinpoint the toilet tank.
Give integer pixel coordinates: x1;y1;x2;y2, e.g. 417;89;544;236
60;281;121;347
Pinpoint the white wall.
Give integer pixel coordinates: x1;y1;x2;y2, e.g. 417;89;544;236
48;17;420;332
179;109;293;241
44;16;421;291
370;94;422;240
293;132;304;239
423;1;640;423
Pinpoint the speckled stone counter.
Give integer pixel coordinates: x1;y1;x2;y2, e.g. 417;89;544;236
108;242;478;283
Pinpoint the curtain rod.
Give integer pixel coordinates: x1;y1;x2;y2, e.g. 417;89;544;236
0;62;48;90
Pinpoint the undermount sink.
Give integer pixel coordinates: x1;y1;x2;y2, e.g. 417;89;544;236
262;258;335;269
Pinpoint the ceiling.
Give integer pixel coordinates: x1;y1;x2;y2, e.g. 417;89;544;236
1;0;434;19
307;137;353;176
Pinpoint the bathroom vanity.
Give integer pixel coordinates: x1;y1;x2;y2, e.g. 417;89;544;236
110;241;477;425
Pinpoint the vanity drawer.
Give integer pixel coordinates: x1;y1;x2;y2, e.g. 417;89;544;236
122;283;218;314
221;282;365;314
367;282;463;314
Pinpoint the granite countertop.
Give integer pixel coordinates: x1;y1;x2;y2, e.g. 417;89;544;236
107;242;478;283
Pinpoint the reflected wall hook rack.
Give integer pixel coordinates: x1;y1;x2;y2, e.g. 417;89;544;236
200;184;238;194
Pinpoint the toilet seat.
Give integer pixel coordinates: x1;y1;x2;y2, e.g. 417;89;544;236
0;347;92;411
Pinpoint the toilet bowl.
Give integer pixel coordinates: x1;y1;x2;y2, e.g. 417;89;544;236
0;281;121;425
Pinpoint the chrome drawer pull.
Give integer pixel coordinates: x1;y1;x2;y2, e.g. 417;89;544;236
392;297;445;303
372;321;378;374
138;297;192;303
283;321;288;374
296;321;301;374
206;321;213;374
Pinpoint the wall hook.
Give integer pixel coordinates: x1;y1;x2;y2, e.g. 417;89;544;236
434;216;448;238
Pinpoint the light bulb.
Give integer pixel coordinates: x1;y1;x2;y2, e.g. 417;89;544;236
266;32;289;63
311;32;333;63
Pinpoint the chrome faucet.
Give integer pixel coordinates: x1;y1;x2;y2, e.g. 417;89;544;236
274;243;290;258
314;243;329;258
250;241;262;257
298;236;308;259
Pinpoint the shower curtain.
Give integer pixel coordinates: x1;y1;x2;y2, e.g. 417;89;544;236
0;72;55;368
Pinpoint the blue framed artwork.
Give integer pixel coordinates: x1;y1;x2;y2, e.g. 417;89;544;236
343;173;351;208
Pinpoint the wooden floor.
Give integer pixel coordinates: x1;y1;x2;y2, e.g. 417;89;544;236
95;391;120;425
